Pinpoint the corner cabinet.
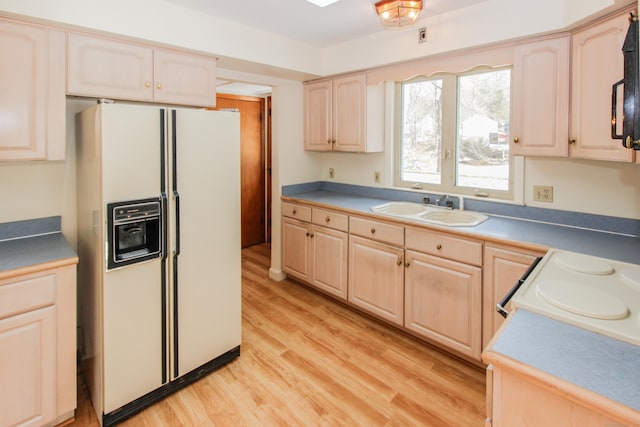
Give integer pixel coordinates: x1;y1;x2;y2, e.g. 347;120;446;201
67;32;217;107
511;36;570;157
482;244;544;350
570;10;635;162
0;264;77;427
304;73;384;153
0;19;65;161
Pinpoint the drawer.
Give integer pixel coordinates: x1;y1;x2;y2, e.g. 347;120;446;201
0;273;56;319
312;208;348;232
406;227;482;266
282;202;311;222
350;216;404;247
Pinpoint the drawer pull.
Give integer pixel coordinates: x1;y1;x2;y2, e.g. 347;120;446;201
325;216;331;223
292;209;297;215
371;228;376;235
436;244;442;250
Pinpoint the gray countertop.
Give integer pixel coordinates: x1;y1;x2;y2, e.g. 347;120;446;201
489;309;640;412
0;217;77;276
283;190;640;263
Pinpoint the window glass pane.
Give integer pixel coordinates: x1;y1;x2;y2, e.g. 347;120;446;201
456;69;511;191
401;79;443;185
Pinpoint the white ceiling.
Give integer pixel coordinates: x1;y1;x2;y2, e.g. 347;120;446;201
161;0;487;47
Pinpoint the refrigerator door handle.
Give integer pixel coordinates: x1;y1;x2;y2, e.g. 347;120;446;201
171;109;180;379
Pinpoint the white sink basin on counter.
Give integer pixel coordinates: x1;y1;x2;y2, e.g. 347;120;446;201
371;201;488;227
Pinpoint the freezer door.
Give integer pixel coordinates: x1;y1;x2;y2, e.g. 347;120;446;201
99;103;163;202
168;108;242;379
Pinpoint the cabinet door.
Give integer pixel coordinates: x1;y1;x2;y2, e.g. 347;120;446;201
348;235;404;325
311;225;348;300
282;217;312;282
482;245;543;350
153;48;216;107
405;250;482;359
67;33;154;102
304;80;333;151
0;20;65;161
512;36;570;157
0;306;56;427
570;12;635;162
332;74;366;152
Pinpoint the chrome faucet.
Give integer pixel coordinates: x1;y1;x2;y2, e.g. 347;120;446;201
436;194;449;207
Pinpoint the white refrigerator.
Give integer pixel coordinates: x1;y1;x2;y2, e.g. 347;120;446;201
76;103;242;426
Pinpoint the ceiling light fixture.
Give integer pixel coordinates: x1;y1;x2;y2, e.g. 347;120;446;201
375;0;423;29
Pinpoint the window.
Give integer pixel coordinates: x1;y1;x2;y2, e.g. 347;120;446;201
396;67;512;198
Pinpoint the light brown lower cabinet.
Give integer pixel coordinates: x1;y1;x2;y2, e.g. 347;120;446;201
0;264;77;427
347;235;404;326
404;250;482;359
482;244;544;350
282;212;348;300
485;361;639;426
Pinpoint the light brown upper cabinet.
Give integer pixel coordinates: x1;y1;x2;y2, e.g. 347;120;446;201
304;73;384;153
0;19;65;161
511;36;570;157
67;33;217;107
570;11;635;162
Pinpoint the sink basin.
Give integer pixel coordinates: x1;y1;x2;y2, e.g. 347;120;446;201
418;209;488;227
370;202;429;216
370;201;488;227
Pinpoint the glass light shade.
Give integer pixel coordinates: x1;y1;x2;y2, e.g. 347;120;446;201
375;0;423;28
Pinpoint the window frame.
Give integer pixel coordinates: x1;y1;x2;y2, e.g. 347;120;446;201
394;66;517;201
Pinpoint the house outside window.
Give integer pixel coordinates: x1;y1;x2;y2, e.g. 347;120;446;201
395;67;513;199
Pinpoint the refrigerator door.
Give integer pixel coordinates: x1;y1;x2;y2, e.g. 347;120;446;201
168;108;242;379
98;104;166;412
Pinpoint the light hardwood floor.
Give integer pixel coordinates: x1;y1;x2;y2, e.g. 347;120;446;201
70;244;485;426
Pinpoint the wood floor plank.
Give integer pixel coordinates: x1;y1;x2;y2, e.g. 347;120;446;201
70;244;485;426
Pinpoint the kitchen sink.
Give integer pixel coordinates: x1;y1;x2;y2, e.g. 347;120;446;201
370;201;430;216
370;201;488;227
418;209;488;227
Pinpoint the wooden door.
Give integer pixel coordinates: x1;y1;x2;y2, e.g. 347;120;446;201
311;225;348;300
348;235;404;326
570;11;635;162
215;94;266;247
304;80;333;151
404;250;482;359
282;217;312;282
0;306;57;427
482;244;543;350
512;36;570;157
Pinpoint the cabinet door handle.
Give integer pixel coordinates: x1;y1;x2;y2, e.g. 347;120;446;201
405;262;410;268
145;81;151;88
305;232;310;237
157;83;162;89
436;244;442;250
513;137;519;144
327;139;332;144
569;138;577;145
397;256;403;266
325;216;331;223
370;228;376;235
309;233;314;238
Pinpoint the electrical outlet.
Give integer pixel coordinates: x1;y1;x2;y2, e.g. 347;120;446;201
533;185;554;202
374;171;380;183
418;27;427;44
329;168;335;179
